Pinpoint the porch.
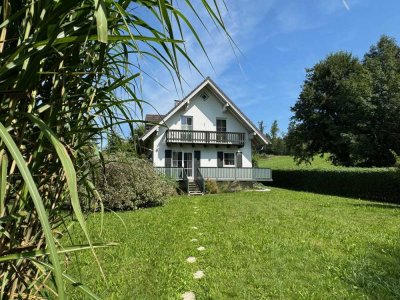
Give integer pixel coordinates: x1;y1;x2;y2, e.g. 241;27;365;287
154;167;272;194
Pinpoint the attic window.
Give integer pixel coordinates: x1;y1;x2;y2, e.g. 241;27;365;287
200;92;209;100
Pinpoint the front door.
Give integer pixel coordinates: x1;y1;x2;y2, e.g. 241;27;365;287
184;152;193;178
194;151;201;179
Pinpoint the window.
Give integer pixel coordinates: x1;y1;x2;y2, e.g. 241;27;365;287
180;116;193;140
172;151;182;167
181;116;193;129
216;119;226;132
223;152;235;167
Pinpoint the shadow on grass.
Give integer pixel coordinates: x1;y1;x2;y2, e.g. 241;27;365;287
344;243;400;298
351;203;400;210
269;169;400;204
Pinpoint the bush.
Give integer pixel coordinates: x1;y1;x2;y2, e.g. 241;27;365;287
205;180;219;194
269;169;400;204
97;154;177;210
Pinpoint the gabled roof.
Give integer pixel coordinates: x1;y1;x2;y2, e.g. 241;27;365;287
141;77;269;145
145;114;165;123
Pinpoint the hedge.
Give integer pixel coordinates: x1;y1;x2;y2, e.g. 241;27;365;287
269;169;400;204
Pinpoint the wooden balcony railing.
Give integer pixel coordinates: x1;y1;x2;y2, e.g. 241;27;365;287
166;130;245;146
198;167;272;181
154;167;272;182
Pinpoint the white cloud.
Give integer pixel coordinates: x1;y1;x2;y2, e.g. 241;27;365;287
138;0;357;118
342;0;350;11
139;0;275;115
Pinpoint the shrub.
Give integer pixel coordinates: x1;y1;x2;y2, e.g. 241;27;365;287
269;169;400;204
97;154;177;210
205;180;219;194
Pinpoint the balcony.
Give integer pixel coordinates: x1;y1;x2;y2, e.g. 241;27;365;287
166;129;245;147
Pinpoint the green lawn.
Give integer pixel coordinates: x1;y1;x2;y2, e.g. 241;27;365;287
257;154;393;171
257;154;336;170
68;189;400;299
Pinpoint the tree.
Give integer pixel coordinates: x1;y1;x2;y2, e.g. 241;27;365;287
289;37;400;166
270;120;279;140
0;0;230;298
362;35;400;165
258;121;265;135
288;51;373;166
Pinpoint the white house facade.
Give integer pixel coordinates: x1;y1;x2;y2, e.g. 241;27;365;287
140;78;272;194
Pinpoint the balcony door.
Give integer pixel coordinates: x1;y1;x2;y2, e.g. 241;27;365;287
216;118;226;142
181;116;193;141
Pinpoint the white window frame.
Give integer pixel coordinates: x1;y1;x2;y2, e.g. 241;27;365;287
223;152;235;167
180;115;193;130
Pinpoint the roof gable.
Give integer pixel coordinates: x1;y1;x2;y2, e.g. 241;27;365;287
141;77;269;145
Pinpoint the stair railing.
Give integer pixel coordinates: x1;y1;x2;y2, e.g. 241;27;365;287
195;168;205;194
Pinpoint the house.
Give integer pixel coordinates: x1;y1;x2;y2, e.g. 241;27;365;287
140;77;272;194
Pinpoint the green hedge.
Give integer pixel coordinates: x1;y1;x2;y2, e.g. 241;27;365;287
269;169;400;203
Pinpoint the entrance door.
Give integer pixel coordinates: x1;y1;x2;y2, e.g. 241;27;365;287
184;152;193;178
194;151;201;179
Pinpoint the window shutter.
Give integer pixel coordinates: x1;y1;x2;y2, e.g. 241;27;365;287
165;150;172;167
236;152;242;168
217;152;223;168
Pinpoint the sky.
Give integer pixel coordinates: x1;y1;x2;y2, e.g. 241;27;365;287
138;0;400;135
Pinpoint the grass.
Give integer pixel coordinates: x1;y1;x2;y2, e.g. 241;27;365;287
257;154;337;170
257;154;394;171
68;189;400;299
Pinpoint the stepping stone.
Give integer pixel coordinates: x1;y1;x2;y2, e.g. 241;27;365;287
182;291;196;300
186;256;196;263
197;246;206;251
193;270;204;279
191;226;198;230
191;238;198;242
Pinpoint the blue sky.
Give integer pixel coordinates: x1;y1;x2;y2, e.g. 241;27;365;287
140;0;400;135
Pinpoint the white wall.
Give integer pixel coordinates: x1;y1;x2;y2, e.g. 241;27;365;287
152;87;254;168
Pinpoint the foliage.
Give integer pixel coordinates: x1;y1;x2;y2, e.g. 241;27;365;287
257;120;265;135
363;35;400;164
0;0;229;297
129;124;146;156
97;154;176;210
258;155;399;203
257;120;289;155
105;131;136;155
68;189;400;299
289;36;400;167
205;179;219;194
269;169;400;204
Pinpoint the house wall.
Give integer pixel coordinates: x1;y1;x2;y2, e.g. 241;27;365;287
152;88;254;168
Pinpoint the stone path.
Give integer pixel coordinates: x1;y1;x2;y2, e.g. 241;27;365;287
181;202;208;299
182;291;196;300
